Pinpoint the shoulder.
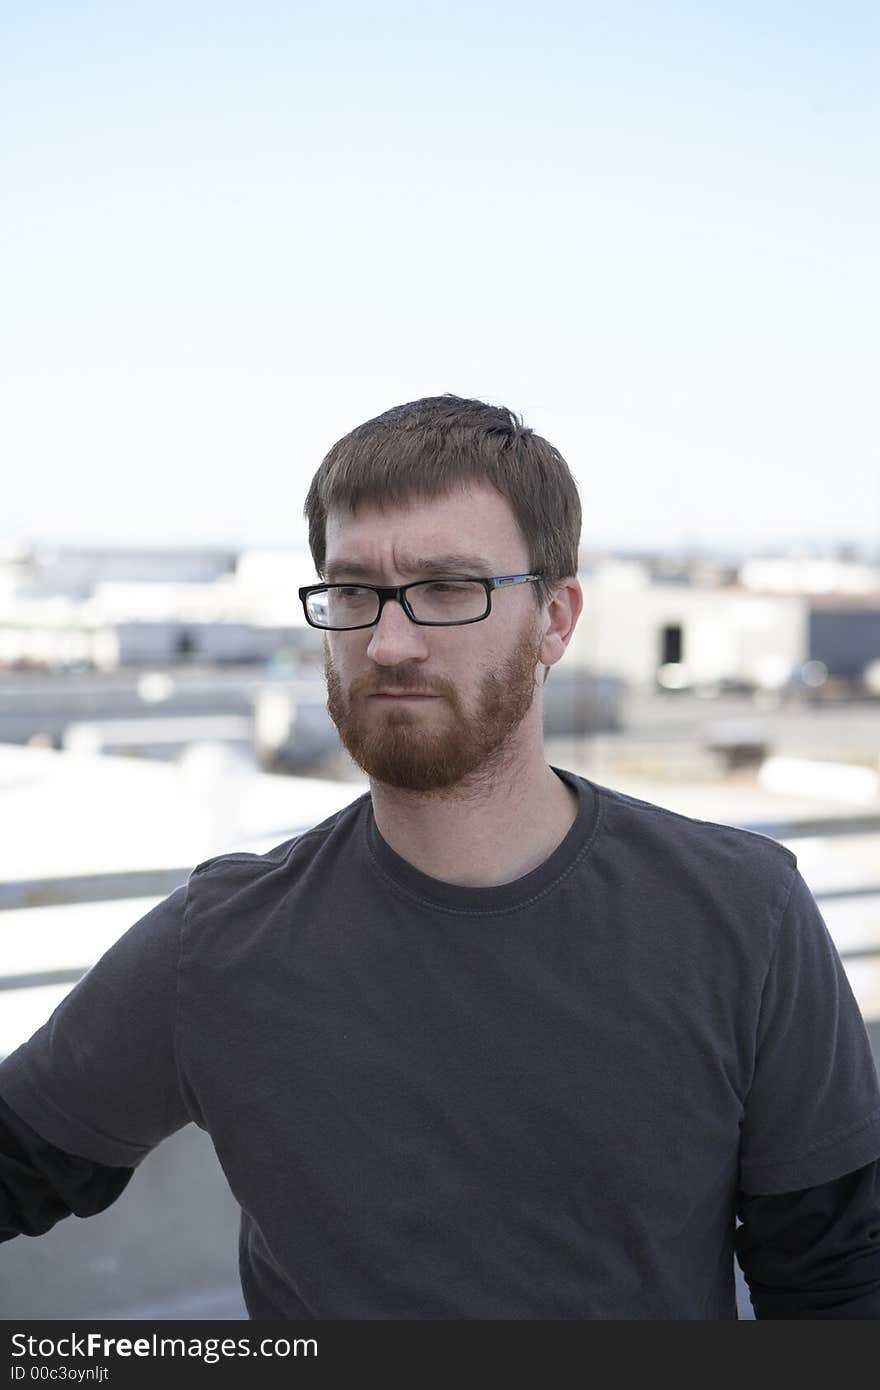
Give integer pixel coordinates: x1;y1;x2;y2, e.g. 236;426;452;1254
587;775;797;876
184;788;372;909
578;775;799;951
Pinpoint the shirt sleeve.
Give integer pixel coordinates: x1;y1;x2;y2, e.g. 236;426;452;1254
0;1095;133;1242
739;866;880;1195
0;885;192;1169
736;1159;880;1318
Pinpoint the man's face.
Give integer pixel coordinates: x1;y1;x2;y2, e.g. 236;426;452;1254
321;484;547;795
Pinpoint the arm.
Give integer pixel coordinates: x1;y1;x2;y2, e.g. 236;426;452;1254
0;1095;133;1241
0;884;192;1172
734;865;880;1316
736;1159;880;1318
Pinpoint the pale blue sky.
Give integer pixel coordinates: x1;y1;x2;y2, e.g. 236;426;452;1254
3;1;878;557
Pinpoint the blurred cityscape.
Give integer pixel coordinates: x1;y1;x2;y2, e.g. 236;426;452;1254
1;536;879;1320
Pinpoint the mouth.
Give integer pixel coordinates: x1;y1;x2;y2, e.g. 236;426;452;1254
369;692;439;700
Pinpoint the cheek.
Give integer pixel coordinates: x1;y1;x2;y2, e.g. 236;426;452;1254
327;635;362;670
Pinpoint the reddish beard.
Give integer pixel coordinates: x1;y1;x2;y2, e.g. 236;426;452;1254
324;619;545;794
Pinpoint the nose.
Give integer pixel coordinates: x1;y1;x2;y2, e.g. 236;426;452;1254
366;597;430;666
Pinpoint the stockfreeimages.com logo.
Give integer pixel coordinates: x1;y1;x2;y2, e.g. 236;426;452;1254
11;1332;316;1366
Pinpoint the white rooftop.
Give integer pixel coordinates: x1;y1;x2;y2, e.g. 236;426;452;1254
0;741;366;881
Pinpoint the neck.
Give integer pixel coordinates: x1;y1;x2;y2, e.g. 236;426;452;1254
368;738;579;888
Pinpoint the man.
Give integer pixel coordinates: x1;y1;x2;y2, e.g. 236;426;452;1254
2;395;880;1319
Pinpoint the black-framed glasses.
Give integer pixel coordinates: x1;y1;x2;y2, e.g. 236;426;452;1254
298;574;543;630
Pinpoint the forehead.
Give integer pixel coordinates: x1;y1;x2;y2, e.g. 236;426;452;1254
324;484;528;573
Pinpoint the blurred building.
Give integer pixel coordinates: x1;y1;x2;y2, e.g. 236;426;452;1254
569;557;880;698
2;548;879;774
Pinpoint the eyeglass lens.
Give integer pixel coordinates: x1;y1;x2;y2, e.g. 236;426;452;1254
307;581;489;628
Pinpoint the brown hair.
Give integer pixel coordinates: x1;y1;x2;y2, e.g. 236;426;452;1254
304;394;581;606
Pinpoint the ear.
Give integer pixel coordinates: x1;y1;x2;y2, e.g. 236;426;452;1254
538;577;583;670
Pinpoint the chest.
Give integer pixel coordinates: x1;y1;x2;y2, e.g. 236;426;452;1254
181;909;749;1212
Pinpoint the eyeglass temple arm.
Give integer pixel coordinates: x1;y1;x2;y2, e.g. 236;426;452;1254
490;574;542;588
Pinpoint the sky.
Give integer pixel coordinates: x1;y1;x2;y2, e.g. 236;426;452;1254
3;1;879;559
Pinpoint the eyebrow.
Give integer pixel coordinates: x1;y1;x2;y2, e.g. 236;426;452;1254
324;552;495;581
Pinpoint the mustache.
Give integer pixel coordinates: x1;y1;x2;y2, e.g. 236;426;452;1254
349;671;451;699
